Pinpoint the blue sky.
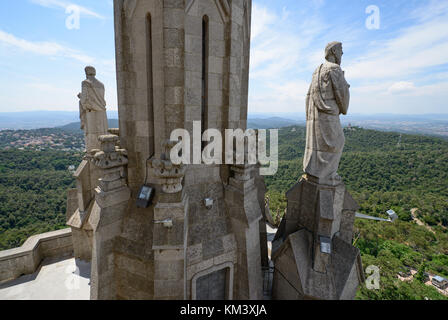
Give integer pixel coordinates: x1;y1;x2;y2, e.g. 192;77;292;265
0;0;447;115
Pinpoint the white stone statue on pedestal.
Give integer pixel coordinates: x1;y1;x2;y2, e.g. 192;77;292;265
78;66;108;151
303;42;350;185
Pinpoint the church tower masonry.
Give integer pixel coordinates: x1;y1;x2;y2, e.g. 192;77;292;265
84;0;265;300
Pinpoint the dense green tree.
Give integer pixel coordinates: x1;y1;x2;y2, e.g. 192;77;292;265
264;126;448;300
1;125;447;299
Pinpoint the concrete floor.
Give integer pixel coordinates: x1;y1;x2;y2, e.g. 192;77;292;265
0;257;91;300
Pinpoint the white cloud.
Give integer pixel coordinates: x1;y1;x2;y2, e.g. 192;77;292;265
250;3;328;78
346;8;448;81
388;81;416;94
248;3;329;113
350;81;448;114
311;0;325;9
409;0;448;22
334;1;448;114
30;0;104;19
0;30;94;64
251;4;276;40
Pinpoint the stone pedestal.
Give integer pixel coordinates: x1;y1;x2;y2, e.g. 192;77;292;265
271;176;364;300
89;135;130;300
225;165;263;300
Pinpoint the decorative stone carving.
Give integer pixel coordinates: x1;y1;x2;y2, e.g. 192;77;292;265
92;135;128;170
303;42;350;186
149;140;186;194
78;66;109;151
230;163;253;181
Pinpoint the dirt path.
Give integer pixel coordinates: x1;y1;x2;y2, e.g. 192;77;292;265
410;208;435;234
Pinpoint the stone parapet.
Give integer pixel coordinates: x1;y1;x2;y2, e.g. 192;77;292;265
0;229;73;283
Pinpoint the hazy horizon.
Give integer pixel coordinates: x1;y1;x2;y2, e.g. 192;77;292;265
2;109;448;115
1;1;448;114
2;110;448;117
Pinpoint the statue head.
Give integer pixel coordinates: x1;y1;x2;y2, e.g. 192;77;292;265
85;66;96;77
325;42;343;65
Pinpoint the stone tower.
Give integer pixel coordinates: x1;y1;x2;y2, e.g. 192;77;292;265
70;0;267;300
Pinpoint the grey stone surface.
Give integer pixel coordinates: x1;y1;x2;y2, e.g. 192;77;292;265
272;174;363;299
303;42;350;186
272;229;363;300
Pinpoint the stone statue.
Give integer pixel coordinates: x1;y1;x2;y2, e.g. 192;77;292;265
303;41;350;185
77;66;108;151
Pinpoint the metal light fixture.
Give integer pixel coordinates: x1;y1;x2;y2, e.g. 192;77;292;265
319;236;332;254
204;198;214;210
136;185;155;208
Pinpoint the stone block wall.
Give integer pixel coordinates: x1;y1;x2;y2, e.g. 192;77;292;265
114;0;166;191
0;229;73;283
110;0;261;300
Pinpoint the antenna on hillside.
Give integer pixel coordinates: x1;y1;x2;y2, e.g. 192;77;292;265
397;133;402;148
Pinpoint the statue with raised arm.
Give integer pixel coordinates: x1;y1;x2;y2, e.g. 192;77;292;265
78;66;108;151
303;41;350;185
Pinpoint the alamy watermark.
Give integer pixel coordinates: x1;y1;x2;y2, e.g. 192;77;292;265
365;5;381;30
169;121;278;176
65;5;81;30
365;265;380;290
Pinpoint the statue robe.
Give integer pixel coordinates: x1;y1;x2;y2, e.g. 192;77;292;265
80;78;106;112
303;61;350;184
79;77;108;151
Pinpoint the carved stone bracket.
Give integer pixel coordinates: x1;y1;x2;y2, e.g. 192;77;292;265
92;135;128;170
230;163;253;181
149;140;186;194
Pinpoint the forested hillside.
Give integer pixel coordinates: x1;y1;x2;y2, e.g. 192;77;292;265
0;125;447;299
265;126;448;300
0;149;82;249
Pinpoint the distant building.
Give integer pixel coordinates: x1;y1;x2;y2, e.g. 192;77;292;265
432;275;448;289
387;209;398;222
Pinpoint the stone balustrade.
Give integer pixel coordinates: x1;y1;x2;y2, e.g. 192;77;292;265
0;228;73;283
